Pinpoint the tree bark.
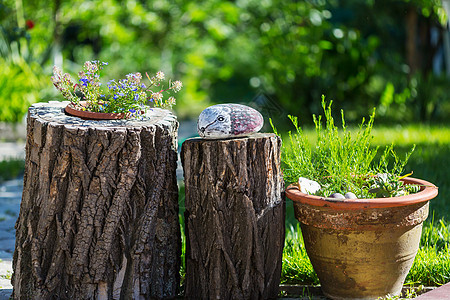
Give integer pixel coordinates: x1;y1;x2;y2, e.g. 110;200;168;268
181;133;285;300
13;101;181;299
406;6;418;77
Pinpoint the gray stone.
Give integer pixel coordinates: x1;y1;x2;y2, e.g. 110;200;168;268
0;230;14;241
329;193;345;199
0;288;12;300
0;239;15;254
0;237;16;254
0;250;13;260
0;222;14;232
344;192;357;199
298;177;321;195
197;104;264;139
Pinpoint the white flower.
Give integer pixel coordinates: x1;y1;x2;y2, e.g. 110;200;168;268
152;92;163;101
171;80;183;92
84;61;93;70
126;72;142;84
162;96;176;109
53;66;62;76
155;71;165;81
135;72;142;80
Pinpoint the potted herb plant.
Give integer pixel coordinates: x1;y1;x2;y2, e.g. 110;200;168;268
275;97;438;300
51;60;182;120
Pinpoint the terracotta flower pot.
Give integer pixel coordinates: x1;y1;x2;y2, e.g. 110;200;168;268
65;101;128;120
285;177;438;300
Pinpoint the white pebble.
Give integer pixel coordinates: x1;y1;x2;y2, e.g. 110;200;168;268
344;192;357;199
329;193;345;199
298;177;321;194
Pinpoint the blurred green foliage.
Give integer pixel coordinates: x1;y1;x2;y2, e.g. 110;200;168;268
0;0;46;123
0;0;448;123
0;158;24;183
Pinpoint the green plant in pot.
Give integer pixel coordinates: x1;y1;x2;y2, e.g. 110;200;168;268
274;96;438;300
51;60;183;120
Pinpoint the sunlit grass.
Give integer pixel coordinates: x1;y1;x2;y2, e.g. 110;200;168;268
370;124;450;146
281;223;319;285
406;218;450;286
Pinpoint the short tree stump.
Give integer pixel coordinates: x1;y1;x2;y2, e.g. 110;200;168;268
13;102;180;299
181;133;285;299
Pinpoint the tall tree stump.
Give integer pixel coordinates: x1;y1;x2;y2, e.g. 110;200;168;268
181;133;285;300
13;102;180;299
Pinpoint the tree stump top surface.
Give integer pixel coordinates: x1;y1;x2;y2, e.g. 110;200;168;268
29;101;177;129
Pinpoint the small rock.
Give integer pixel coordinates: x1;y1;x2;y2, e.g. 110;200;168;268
329;193;345;199
298;177;321;194
344;192;357;199
197;104;264;139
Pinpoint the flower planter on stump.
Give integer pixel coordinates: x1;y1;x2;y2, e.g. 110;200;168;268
64;101;129;120
285;177;438;300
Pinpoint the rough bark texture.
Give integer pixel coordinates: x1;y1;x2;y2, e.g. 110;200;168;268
181;133;285;300
13;102;180;299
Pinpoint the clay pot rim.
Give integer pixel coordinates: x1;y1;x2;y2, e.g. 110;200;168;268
285;177;438;209
65;101;129;120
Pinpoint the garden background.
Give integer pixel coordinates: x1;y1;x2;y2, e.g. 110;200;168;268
1;0;449;294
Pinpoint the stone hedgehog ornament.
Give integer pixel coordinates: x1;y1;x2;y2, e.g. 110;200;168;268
197;104;264;139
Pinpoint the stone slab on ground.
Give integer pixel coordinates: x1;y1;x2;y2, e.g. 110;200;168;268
0;176;21;300
0;177;22;261
0;142;26;161
0;121;27;142
0;289;12;300
414;282;450;299
0;259;12;300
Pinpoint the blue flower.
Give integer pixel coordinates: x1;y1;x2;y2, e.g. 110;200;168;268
129;109;136;113
79;77;90;87
114;94;119;100
134;94;139;100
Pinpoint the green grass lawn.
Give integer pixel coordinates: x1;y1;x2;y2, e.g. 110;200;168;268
282;124;450;287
